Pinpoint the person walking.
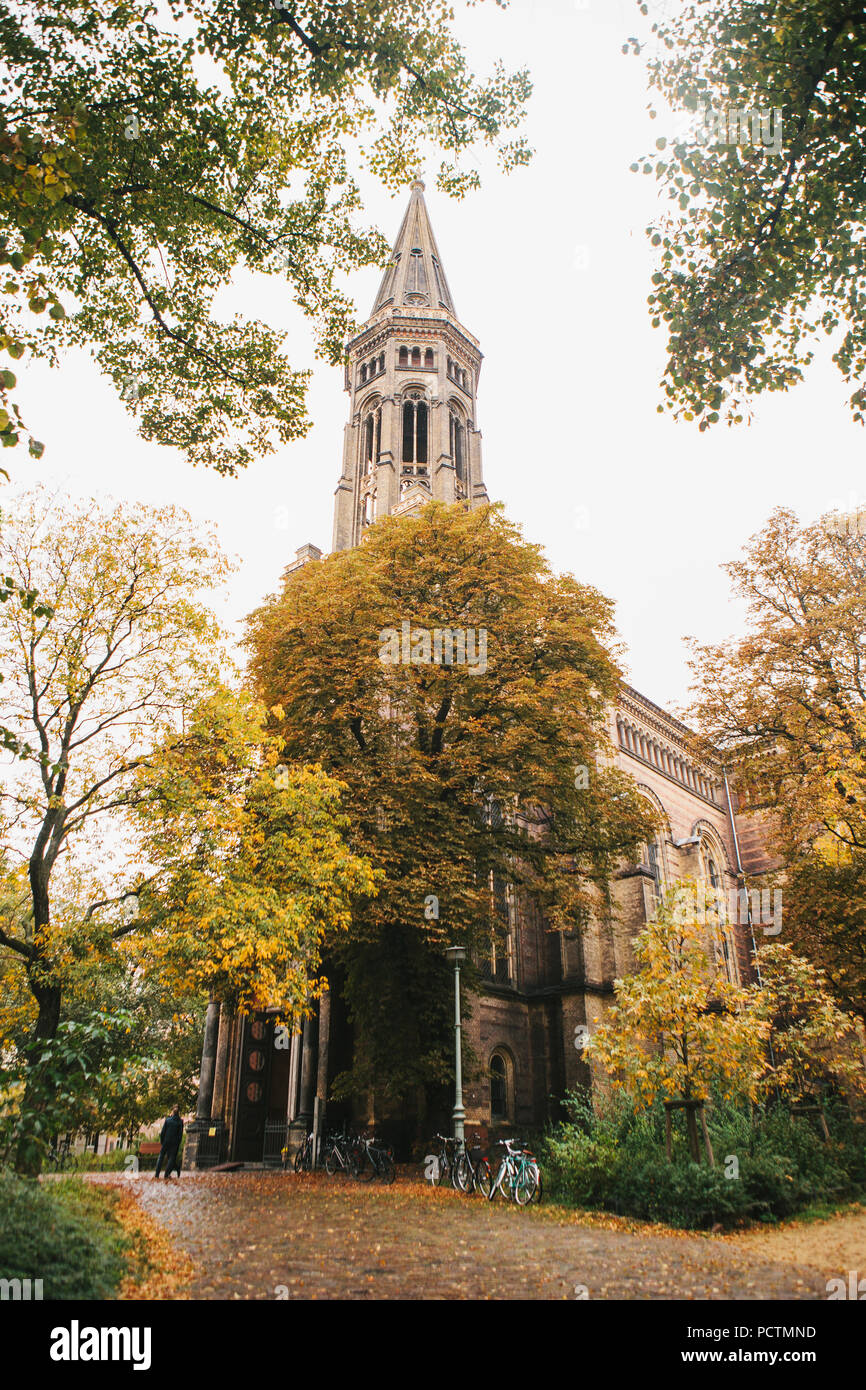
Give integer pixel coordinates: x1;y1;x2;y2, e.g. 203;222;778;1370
154;1104;183;1180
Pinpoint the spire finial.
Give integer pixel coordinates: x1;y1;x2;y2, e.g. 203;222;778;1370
410;173;425;192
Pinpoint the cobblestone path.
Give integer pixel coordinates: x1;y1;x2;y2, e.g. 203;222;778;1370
115;1171;829;1301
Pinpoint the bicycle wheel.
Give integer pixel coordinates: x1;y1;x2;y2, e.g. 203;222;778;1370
496;1162;516;1203
357;1148;376;1181
512;1164;536;1207
476;1157;492;1198
531;1168;543;1204
454;1153;473;1194
293;1145;305;1173
324;1147;338;1176
379;1151;396;1184
435;1151;451;1187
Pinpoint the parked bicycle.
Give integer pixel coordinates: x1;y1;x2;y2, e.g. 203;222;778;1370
453;1139;491;1196
428;1132;462;1189
352;1132;396;1184
322;1128;357;1177
293;1130;315;1172
487;1138;540;1206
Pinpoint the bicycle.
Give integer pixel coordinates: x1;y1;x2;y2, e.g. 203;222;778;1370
323;1128;356;1177
509;1142;541;1206
453;1139;490;1195
428;1132;462;1189
487;1138;540;1206
352;1133;396;1184
293;1130;315;1172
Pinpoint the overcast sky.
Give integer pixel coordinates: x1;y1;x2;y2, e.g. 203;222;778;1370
9;0;865;718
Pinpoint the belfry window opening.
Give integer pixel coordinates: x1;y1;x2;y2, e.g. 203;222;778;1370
362;404;381;476
450;409;466;492
402;393;428;470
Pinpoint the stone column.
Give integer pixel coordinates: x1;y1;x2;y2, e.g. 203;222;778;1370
432;400;455;503
195;999;220;1119
332;422;359;550
314;990;332;1156
211;1005;231;1120
287;1025;302;1121
290;1008;318;1143
376;397;398;516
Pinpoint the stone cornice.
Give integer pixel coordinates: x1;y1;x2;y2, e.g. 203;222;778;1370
618;684;719;768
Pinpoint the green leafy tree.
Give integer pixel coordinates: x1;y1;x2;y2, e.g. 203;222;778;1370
0;1009;140;1174
0;0;530;470
246;501;655;1108
630;0;866;429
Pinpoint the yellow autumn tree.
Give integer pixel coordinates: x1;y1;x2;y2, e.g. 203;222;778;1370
0;488;376;1173
130;687;379;1018
586;882;766;1162
752;942;866;1128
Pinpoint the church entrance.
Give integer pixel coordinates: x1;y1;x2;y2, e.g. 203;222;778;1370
232;1013;274;1162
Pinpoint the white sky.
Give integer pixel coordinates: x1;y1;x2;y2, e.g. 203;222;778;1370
9;0;866;717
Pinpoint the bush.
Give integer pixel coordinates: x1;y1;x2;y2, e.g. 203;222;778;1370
46;1150;134;1174
538;1088;866;1229
0;1170;140;1298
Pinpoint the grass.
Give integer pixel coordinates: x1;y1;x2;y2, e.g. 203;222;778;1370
0;1168;151;1299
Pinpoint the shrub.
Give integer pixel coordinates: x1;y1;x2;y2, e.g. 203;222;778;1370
0;1170;139;1298
538;1088;866;1229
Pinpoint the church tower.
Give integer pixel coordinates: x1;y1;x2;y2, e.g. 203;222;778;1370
331;179;489;552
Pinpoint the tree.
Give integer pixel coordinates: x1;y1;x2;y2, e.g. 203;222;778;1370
752;942;866;1123
131;688;378;1018
629;0;866;430
246;501;656;1105
686;507;866;1013
0;492;377;1171
782;854;866;1024
586;883;765;1162
0;488;229;1170
0;0;530;471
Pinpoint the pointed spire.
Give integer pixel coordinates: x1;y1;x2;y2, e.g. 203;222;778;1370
372;179;457;318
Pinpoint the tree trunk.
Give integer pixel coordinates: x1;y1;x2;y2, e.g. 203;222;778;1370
698;1102;715;1167
685;1103;700;1163
14;974;62;1176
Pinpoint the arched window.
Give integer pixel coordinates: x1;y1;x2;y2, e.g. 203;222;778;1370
700;839;737;983
402;393;428;466
643;834;665;911
490;1054;508;1121
450;409;466;491
424;348;434;369
411;345;421;367
378;353;385;373
398;346;408;367
360;363;367;383
361;403;381;476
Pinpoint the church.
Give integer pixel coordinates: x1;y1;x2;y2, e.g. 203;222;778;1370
186;182;772;1167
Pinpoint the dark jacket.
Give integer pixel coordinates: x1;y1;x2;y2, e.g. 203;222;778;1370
160;1113;183;1147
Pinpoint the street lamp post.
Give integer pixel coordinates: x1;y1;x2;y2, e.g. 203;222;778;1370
445;946;467;1146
